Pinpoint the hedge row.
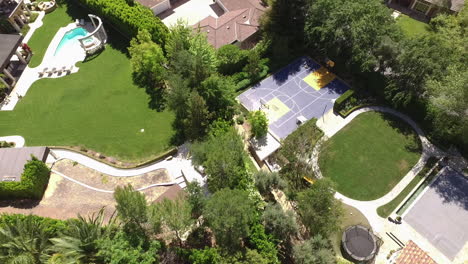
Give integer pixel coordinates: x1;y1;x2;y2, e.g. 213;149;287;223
0;157;51;199
333;89;354;113
232;64;270;92
75;0;169;45
0;214;68;236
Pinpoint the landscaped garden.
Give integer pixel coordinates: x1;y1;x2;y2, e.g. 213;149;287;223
319;112;421;200
0;3;174;162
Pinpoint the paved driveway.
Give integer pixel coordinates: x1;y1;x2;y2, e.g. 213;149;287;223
159;0;223;27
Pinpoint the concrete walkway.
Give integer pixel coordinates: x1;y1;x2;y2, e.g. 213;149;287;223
312;106;445;232
51;146;204;188
0;135;25;148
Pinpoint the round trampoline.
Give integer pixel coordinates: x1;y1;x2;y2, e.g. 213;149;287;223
342;225;378;262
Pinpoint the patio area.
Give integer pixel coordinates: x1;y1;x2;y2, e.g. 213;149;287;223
159;0;223;26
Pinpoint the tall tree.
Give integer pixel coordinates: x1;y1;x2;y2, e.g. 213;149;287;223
0;216;52;264
296;179;343;237
50;209;110;263
293;235;335;264
185;91;210;140
113;185;148;235
156;196;193;246
185;181;207;219
262;203;298;242
128;29;167;89
203;189;257;250
198;75;236;121
304;0;401;72
188;32;218;86
165;19;192;59
190;128;250;192
248;110;269;139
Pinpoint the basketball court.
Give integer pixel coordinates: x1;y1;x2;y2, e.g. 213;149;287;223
237;56;349;139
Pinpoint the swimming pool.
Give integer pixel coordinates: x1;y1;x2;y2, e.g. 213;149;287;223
54;27;89;56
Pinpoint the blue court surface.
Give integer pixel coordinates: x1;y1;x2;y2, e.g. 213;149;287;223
237;56;349;139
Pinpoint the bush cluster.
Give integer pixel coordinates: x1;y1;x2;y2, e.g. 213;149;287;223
76;0;168;45
333;89;355;113
0;157;51;199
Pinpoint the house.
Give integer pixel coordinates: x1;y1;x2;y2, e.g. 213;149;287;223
392;240;437;264
0;33;31;91
194;0;267;49
0;147;50;182
135;0;171;15
0;0;32;33
388;0;465;18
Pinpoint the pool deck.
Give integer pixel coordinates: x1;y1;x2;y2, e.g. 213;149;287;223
1;22;88;111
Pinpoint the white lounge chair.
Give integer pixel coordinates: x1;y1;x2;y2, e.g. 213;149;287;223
75;19;80;25
79;19;85;26
56;66;66;75
38;67;48;77
47;67;57;75
66;65;74;74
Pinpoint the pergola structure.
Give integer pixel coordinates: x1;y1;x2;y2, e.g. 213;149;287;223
0;33;31;91
0;0;32;33
78;14;107;55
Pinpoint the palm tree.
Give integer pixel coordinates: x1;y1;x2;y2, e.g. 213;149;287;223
0;216;53;264
50;208;114;263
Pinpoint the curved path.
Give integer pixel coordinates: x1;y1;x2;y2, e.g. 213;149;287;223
50;148;204;184
312;106;445;232
51;168;177;193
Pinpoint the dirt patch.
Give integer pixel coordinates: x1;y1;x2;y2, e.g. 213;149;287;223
52;159;171;191
0;163;172;221
398;159;409;173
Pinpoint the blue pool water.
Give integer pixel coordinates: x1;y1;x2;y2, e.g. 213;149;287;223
54;27;89;56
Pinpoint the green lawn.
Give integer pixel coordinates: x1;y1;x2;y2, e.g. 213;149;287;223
376;157;438;218
396;14;430;37
319;112;421;200
0;4;175;162
27;3;80;67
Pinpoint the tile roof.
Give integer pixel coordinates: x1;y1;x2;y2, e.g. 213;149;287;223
395;240;437;264
194;0;265;49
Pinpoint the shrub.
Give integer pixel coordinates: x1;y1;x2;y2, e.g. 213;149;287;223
333;89;355;113
246;223;280;264
0;157;51;199
248;110;268;139
0;141;14;148
76;0;168;45
217;44;248;75
236;115;245;125
0;214;68;236
254;171;288;195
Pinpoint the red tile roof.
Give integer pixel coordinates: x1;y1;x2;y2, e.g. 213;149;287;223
396;241;437;264
194;0;265;49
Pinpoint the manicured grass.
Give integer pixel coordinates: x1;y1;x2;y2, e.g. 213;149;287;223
396;14;430;37
376;157;438;218
0;5;174;162
27;4;78;67
319;112;421;200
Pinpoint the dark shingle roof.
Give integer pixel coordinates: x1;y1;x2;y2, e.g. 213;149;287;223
0;147;49;181
0;34;23;71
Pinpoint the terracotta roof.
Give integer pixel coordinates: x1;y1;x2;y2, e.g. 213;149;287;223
395;241;437;264
217;0;266;12
135;0;167;8
155;185;185;202
194;5;264;48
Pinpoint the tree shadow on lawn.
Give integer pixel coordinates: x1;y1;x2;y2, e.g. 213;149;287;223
379;112;422;154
